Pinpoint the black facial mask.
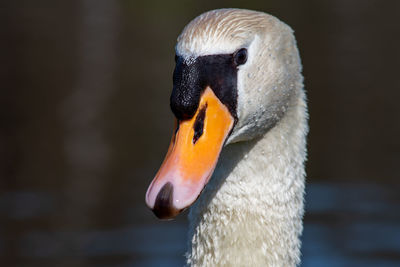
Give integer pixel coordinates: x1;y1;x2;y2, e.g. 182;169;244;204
170;50;247;122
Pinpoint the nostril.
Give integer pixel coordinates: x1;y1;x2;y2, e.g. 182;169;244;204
193;103;207;144
152;182;180;219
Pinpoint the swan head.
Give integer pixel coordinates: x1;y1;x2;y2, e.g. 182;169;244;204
146;9;303;219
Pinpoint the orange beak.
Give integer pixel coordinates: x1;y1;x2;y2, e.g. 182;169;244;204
145;87;234;219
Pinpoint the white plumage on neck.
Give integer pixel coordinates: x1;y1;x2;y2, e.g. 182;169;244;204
187;89;308;266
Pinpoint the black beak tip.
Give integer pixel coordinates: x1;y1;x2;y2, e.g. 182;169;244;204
152;182;181;220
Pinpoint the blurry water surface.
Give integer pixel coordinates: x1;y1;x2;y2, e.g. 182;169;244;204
1;183;399;266
1;0;400;266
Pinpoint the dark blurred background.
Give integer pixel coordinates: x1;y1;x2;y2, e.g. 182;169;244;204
1;0;399;266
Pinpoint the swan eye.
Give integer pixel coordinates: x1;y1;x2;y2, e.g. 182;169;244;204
233;48;248;66
174;55;178;62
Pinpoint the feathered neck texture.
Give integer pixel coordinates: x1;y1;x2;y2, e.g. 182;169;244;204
186;89;308;267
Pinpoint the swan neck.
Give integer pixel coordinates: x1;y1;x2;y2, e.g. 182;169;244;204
186;93;308;266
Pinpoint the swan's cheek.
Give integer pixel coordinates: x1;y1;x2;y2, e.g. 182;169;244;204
145;88;234;219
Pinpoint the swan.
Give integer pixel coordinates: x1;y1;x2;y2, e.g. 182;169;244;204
145;8;308;266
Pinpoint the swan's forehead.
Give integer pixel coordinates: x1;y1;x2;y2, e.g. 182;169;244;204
176;9;271;57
